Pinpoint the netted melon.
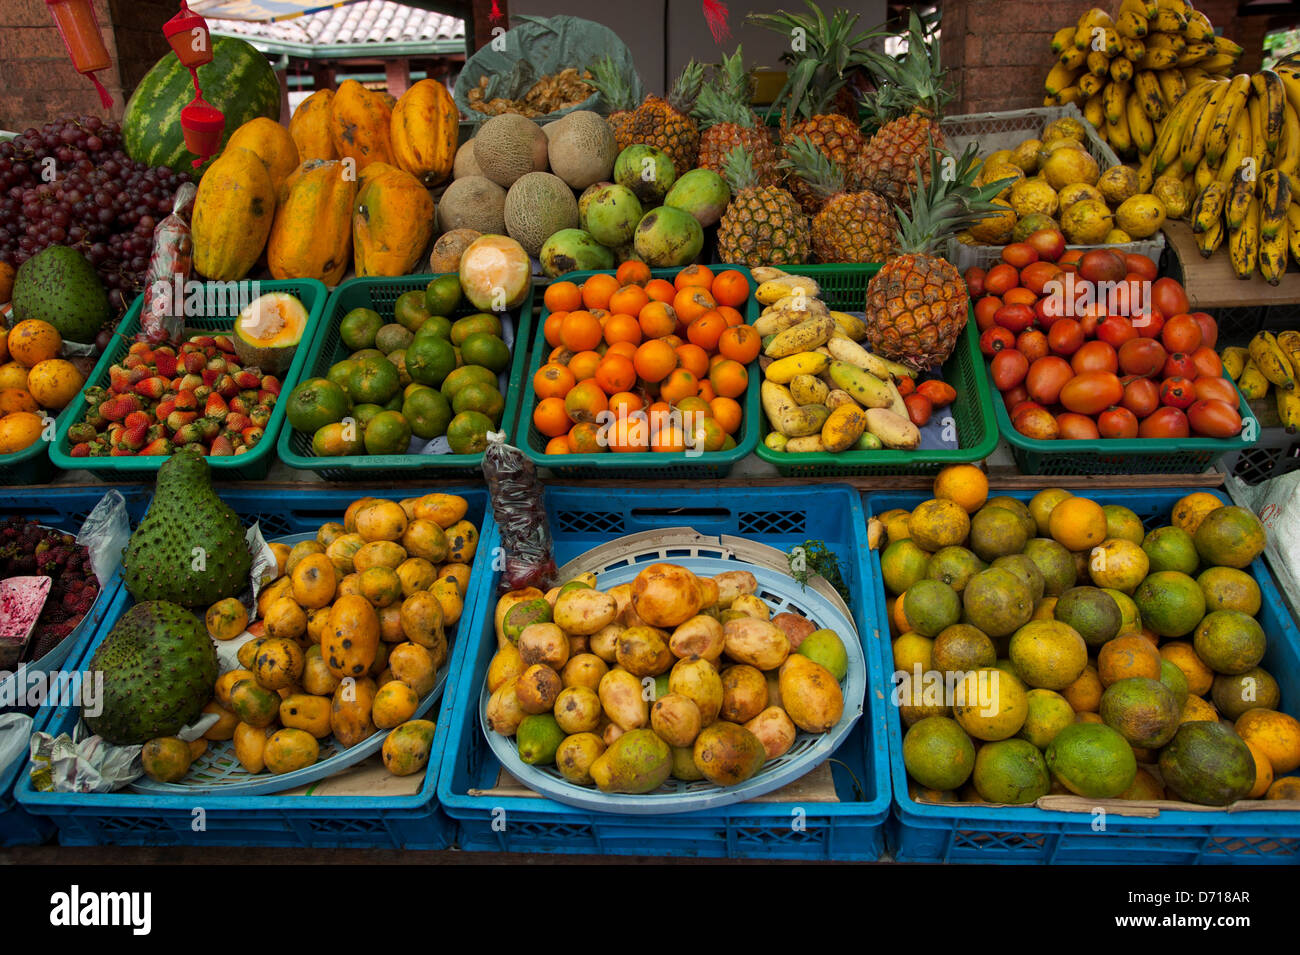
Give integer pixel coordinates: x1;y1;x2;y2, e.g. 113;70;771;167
453;140;481;179
547;110;617;190
474;114;548;187
504;172;580;257
437;175;506;235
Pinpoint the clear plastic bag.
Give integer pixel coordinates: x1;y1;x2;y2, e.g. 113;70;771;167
137;181;197;345
482;432;556;591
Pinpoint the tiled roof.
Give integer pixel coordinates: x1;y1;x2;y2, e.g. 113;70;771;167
203;0;464;48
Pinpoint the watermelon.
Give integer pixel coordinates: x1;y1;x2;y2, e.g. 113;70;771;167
124;36;281;178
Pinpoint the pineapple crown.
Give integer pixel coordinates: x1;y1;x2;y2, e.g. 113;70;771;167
588;55;638;113
860;10;953;129
893;140;1017;256
749;0;881;120
693;47;762;130
720;146;765;193
778;135;849;200
666;60;706;114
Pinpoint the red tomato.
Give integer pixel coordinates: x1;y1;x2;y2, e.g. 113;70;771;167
980;325;1016;356
1003;287;1040;308
1193;375;1239;405
1161;314;1203;353
904;393;933;427
1124;253;1158;282
1151;277;1190;320
1163;352;1198;380
1057;412;1101;440
1026;356;1074;406
1118;337;1168;377
1021;261;1064;296
1134;308;1165;339
1098;405;1140;439
1160;376;1197;409
1191;312;1218;349
1190;346;1223;380
1013;405;1060;441
991;348;1030;391
1001;243;1039;269
975;295;1002;331
1121;376;1160;417
1048;318;1085;356
1140;406;1190;439
1072;340;1119;375
1096;314;1137;349
1017;329;1050;364
1002;383;1029;410
964;266;987;298
1059;371;1124;416
994;303;1036;334
1188;399;1243;438
984;263;1020;296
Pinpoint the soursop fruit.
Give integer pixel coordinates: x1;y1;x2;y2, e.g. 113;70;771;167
122;449;252;607
84;601;218;745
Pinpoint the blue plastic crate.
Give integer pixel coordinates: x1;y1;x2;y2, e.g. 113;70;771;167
16;486;494;849
0;486;147;846
436;484;891;859
866;486;1300;865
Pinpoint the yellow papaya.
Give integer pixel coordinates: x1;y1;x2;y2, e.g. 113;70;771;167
225;117;300;195
289;88;337;162
353;163;436;277
267;159;356;285
192;146;275;281
331;79;394;172
390;79;458;186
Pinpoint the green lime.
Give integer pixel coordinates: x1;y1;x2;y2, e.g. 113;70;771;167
424;274;463;317
451;312;503;346
363;410;412;455
1141;525;1199;575
285;378;349;433
460;332;511;374
902;579;962;637
326;359;359;394
414;314;453;341
446;410;493;454
402;387;452;440
406;334;458;388
452;382;504;424
339;308;382;351
348;355;400;404
394;290;432;332
973;738;1052;804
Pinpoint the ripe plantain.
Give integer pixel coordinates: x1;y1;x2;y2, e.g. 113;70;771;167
1228;196;1259;280
1220;346;1249;380
1248;331;1296;390
1236;359;1269;399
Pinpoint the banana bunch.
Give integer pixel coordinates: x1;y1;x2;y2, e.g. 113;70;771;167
1222;330;1300;430
1044;0;1241;160
1176;63;1300;282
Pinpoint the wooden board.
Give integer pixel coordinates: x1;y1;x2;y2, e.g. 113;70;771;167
1164;220;1300;309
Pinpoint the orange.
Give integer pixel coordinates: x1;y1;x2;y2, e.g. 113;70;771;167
651;423;687;453
1097;634;1161;687
709;396;742;434
1061;664;1103;713
1171;492;1223;537
708;358;748;399
660;333;684;350
718;325;760;364
609;285;650;318
1236;709;1300;773
607;391;644;416
0;412;44;454
1245;740;1274;799
633;340;677;384
594;354;637;395
687;311;727;352
564;380;608;424
1159;641;1214;697
545;435;572;455
560;311;602;352
567;350;603;381
603;313;642;346
673;286;715;324
645;278;676;303
543;311;568;347
638;301;678;339
616;261;651;286
533;362;576;400
533;397;571;438
548;344;572;364
891;595;911;635
709;352;729;369
7;320;61;368
674;343;710;379
659;368;699;404
607;412;650;453
581;274;618;310
544;281;582;312
0;388;38;416
605;340;637;360
674;264;714;290
717;305;745;327
568;421;607;454
710;269;750;307
932;465;989;515
1049;497;1108;552
697;380;717;403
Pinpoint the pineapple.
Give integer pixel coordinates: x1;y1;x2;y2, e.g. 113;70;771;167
589;55;638;141
616;60;705;177
855;11;952;213
717;147;810;267
781;136;897;264
865;143;1011;371
694;47;782;188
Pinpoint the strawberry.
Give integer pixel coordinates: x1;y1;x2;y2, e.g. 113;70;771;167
123;410;150;431
233;370;260;390
204;393;229;421
177;373;203;392
70;442;90;458
192;385;212;403
216;374;239;399
260;376;282;396
256;389;278;407
209;435;235;456
228;396;250;416
110;447;135;457
126;366;149;386
183;351;206;374
201;367;221;386
191;335;216;349
206;355;227;373
173;422;205;446
99;398;127;423
119;422;148;451
225;412;252;433
133;376;166;400
195;417;220;442
127;341;152;358
213;334;235;353
108;366;132;394
166;410;198;432
67;422;97;444
138;437;173;456
241;426;264;446
173;390;198;411
122;353;146;370
249;405;272;429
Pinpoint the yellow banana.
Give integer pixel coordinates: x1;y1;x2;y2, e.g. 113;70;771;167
1221;346;1249;380
1278;68;1300;121
1181;78;1230;171
1192;180;1229;231
1259;168;1292;238
1157;68;1187;106
1249;331;1295;390
1119;0;1155;18
1213;36;1245;60
1110;57;1135;84
1046;63;1083;96
1044;93;1062;107
1182;67;1212;88
1079;8;1115;31
1201;53;1240;75
1084;92;1107;131
1134;70;1167;121
1247;93;1270;176
1059;86;1085;106
1278;330;1300;378
1205;73;1253;167
1276;387;1300;433
1196;215;1225;257
1228;196;1259;279
1087;50;1111;78
1103;80;1129;125
1060;46;1087;71
1237;359;1269;399
1176;43;1210;67
1079;73;1105;98
1123;37;1147;63
1288;201;1300;263
1138;148;1156;191
1253;69;1287;153
1217;108;1253;183
1146;32;1176;50
1226;166;1256;230
1101;28;1123;57
1139;47;1179;71
1259;219;1289;285
1108;100;1134;156
1184;9;1214;42
1152;8;1184;33
1051;26;1077;53
1154;78;1213;173
1194;155;1216;192
1276;102;1300;175
1116;9;1149;39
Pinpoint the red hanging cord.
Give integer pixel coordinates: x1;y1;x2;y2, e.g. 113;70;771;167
489;0;503;22
702;0;730;43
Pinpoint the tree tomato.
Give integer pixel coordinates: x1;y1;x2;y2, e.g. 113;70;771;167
1139;406;1189;438
1098;405;1139;439
1159;376;1197;409
1059;371;1124;416
991;348;1030;391
1072;340;1119;375
1187;399;1243;438
1118;337;1168;377
1026;356;1074;406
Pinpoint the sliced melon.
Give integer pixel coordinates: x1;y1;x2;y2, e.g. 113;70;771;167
233;292;308;376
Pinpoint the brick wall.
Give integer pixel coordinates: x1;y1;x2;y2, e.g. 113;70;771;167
941;0;1270;116
108;0;177;96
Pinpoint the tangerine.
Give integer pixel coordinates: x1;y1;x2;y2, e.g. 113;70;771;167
718;325;760;364
717;305;745;327
710;269;750;306
580;274;618;310
532;362;576;400
609;285;650;318
638;301;678;339
673;286;715;323
605;340;638;360
687;311;727;351
607;391;644;416
659;368;699;404
568;421;607;454
616;261;651;286
603;313;642;346
563;380;608;424
708;358;748;399
543;311;567;346
709;396;742;434
533;397;570;438
544;281;582;312
560;311;603;352
545;435;572;454
567;350;603;381
594;354;637;395
1049;497;1108;552
674;265;714;290
644;278;676;303
634;340;678;383
674;343;710;378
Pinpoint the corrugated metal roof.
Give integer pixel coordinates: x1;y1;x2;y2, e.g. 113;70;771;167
206;1;464;48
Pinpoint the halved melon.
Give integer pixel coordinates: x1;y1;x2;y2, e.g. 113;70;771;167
233;293;309;376
458;234;531;313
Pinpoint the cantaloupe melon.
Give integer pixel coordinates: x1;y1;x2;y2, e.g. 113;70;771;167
453;140;481;179
473;114;548;187
233;292;309;375
437;176;507;235
428;228;482;273
504;172;579;257
547;111;617;190
459;235;531;312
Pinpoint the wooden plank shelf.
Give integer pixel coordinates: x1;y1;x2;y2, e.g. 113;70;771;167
1163;220;1300;310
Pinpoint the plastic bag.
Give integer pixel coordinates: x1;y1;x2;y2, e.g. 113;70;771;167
482;431;556;591
28;725;141;793
453;15;644;124
75;488;131;588
137;181;197;345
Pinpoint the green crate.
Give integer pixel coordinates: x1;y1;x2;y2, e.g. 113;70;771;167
994;370;1259;475
513;267;760;479
277;275;534;481
753;264;998;477
49;279;327;481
